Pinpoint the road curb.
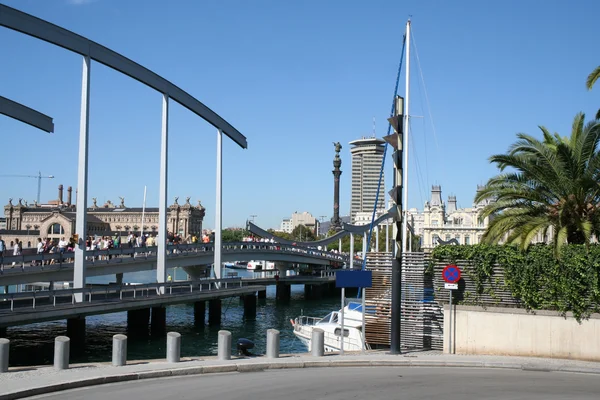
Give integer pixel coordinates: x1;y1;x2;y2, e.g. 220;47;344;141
2;358;600;400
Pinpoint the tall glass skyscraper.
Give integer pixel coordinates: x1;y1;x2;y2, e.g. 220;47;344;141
349;137;386;223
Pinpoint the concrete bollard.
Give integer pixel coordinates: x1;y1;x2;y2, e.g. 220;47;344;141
266;329;280;359
0;338;9;373
217;330;231;360
54;336;70;370
311;328;324;357
112;334;127;366
167;332;181;363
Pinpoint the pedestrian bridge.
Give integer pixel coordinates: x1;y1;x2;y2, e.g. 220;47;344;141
0;242;357;286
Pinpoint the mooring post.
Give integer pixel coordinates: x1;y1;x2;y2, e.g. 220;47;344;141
266;329;280;359
167;332;181;363
311;328;324;357
217;330;231;360
112;334;127;366
54;336;70;370
0;338;9;373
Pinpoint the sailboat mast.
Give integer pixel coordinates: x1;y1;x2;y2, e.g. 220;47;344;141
401;19;411;254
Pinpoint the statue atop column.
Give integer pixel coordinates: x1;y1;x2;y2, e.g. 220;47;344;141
331;142;343;231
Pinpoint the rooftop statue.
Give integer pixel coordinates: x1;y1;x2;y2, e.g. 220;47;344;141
333;141;342;154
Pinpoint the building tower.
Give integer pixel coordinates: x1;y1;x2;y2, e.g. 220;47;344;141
349;137;386;223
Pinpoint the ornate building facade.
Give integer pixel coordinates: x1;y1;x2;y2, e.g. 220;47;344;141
412;185;492;250
1;185;205;248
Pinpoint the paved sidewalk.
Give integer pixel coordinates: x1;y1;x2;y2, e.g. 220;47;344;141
1;351;600;400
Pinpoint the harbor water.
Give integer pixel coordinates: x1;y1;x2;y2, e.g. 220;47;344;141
5;267;340;366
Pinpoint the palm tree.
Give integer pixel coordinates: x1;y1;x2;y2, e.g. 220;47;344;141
475;113;600;252
586;66;600;119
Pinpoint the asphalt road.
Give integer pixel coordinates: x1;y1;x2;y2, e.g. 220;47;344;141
29;367;600;400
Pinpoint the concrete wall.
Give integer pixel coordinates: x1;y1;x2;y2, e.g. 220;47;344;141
444;305;600;361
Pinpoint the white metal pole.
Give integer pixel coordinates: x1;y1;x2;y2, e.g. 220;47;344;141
73;55;91;303
214;129;223;281
338;238;342;253
363;231;367;255
340;287;345;355
386;219;389;253
349;233;354;269
401;19;411;255
157;94;169;292
449;289;453;354
362;287;367;352
140;185;147;239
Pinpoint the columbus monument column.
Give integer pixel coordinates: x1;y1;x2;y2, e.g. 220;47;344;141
331;142;343;231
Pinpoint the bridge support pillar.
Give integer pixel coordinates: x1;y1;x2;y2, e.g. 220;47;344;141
305;284;324;300
257;289;267;299
276;283;291;301
209;299;221;325
194;301;206;326
3;286;8;295
116;273;123;285
304;284;312;299
243;294;257;319
151;307;166;336
0;327;6;338
127;308;150;336
66;316;85;349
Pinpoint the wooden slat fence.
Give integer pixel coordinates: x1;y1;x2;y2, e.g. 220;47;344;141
364;252;444;351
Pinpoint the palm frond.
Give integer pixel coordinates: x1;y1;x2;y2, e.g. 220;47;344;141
586;65;600;90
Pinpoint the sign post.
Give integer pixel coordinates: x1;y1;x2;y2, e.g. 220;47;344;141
336;270;372;355
442;264;461;354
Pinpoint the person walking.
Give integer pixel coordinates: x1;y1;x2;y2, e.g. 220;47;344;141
12;238;22;267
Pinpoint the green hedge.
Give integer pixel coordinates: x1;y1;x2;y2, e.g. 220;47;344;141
431;244;600;322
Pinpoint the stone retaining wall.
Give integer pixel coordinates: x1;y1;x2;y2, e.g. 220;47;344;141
444;305;600;361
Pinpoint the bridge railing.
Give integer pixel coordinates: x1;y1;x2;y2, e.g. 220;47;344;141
0;277;244;312
0;241;358;273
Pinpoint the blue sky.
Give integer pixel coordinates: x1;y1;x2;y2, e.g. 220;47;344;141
0;0;598;230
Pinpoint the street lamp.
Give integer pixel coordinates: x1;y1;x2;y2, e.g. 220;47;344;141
249;215;257;223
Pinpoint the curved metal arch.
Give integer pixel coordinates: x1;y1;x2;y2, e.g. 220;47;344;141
0;4;246;148
0;95;54;133
247;212;393;247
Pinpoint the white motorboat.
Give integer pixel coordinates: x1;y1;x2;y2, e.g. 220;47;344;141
291;301;369;352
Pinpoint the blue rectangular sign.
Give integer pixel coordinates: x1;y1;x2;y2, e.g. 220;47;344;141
335;270;373;288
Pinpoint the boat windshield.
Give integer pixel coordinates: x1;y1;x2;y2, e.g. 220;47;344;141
318;312;339;324
347;302;363;312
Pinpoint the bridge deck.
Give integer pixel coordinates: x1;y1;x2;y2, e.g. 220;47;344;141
0;279;265;328
0;242;356;286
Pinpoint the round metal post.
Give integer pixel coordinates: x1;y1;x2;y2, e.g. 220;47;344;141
266;329;280;359
112;334;127;366
0;338;9;373
217;330;231;360
311;328;324;357
167;332;181;363
54;336;70;370
449;290;453;354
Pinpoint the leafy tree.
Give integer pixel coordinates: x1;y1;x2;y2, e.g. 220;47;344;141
291;224;315;241
586;65;600;119
475;113;600;252
267;229;293;241
221;228;249;242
